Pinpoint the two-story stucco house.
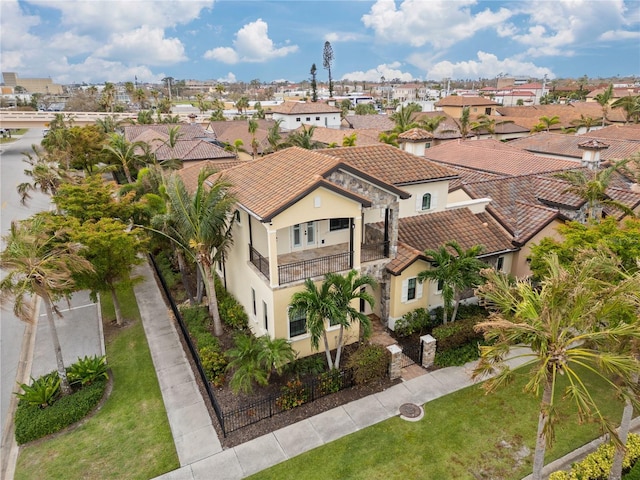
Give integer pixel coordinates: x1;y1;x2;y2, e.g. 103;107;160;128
269;101;342;130
177;143;522;357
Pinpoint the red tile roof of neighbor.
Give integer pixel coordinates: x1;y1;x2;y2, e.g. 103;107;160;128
206;120;271;154
124;123;214;142
342;114;395;131
495;103;627;124
154;140;236;162
398;128;435;141
385;208;515;275
175;159;248;190
270;101;342;115
510;132;640;161
585;124;640;142
305;126;382;146
424;139;579;176
435;96;499;107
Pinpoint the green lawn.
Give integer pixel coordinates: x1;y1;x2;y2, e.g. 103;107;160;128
15;285;179;479
249;366;624;480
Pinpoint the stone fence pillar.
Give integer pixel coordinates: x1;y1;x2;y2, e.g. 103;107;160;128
420;334;436;368
387;344;402;380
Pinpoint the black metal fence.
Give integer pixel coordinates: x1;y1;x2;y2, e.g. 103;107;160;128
278;251;351;284
361;241;389;262
398;338;424;368
249;245;270;279
149;253;355;437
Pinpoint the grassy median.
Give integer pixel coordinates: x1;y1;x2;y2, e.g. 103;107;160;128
15;285;178;479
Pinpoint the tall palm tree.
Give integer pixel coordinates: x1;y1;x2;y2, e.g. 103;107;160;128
102;133;145;183
235;96;250;115
133;88;147;108
391;103;421;133
283;125;322;150
611;95;640;125
0;217;93;395
454;106;471;140
163;166;236;336
248;118;259;158
289;278;342;370
417;241;485;324
472;252;640;480
100;82;116;113
325;270;376;369
266;119;283;152
555;161;634;222
595;84;614;127
17;145;71;205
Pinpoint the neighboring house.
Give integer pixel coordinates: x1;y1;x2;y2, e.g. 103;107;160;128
586;86;640;103
304;126;382;147
435;96;499;118
207;119;273;158
269;101;342;130
576;123;640;142
342;114;395;132
495;103;628;130
124;123;238;167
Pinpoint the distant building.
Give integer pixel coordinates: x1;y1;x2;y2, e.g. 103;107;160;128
2;72;64;95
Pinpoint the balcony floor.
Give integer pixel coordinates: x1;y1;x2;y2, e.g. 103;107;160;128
278;242;349;265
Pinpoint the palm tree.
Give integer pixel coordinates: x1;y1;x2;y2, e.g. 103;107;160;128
164;166;236;336
17;145;71;205
95;115;124;134
454;107;471;140
378;131;399;147
283;125;322;150
133;88;147;108
417;115;446;133
472;252;640;480
611;95;640;125
102;133;145;183
266;119;283;152
235;96;250;115
555;161;634;222
538;115;561;132
470;114;513;139
100;82;116;113
0;217;93;395
215;84;225;99
569;114;601;133
248;118;259;158
289;278;342;370
325;270;376;369
342;133;357;147
595;84;614;127
391;103;421;133
417;241;485;324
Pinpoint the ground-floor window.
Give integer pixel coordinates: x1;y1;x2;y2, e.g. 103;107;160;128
289;311;307;337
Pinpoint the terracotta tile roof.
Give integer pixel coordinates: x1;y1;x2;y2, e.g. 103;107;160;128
319;144;459;185
398;128;434;141
175;160;247;192
154;140;236;161
342;114;395;131
387;209;514;275
585;124;640;142
124;124;214;142
496;103;627;124
444;165;505;191
510;132;640;161
206;119;272;154
424;139;578;176
436;96;499;107
306;126;382;146
270;101;342;115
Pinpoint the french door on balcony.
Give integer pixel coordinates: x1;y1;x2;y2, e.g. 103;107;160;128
292;222;317;250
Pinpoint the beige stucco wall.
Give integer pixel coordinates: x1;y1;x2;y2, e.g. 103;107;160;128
388;260;430;329
511;219;564;278
447;189;473;204
398;181;450;218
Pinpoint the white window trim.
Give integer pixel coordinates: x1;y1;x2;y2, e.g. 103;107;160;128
401;277;423;304
287;306;309;340
416;191;438;212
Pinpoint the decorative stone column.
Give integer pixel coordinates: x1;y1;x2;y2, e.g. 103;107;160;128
387;344;402;380
420;334;436;368
379;279;391;327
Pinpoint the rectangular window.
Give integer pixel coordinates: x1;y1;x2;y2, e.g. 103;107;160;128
421;193;431;211
407;277;417;301
315;116;320;121
329;218;350;231
497;256;505;272
263;301;268;331
296;117;301;122
437;279;444;292
251;288;256;316
306;117;311;121
289;310;307;337
234;210;241;224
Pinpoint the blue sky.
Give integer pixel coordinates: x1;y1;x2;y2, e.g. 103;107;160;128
1;0;639;85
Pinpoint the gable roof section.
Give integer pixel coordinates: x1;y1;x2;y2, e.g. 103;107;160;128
342;114;395;131
510;132;640;161
319;144;459;186
387;208;515;275
424;139;578;176
124;123;215;142
306;126;382;146
270;101;341;115
436;96;499;107
584;124;640;142
154;140;236;161
176;159;247;191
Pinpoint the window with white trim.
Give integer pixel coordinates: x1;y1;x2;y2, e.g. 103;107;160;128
436;279;444;292
262;301;268;331
329;218;350;231
251;288;256;316
401;277;423;303
421;193;432;211
289;309;307;338
416;191;437;212
496;256;505;272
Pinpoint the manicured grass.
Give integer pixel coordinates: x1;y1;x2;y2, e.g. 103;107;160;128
15;285;179;480
249;367;624;480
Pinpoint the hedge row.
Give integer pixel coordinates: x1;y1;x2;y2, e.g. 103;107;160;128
15;378;107;445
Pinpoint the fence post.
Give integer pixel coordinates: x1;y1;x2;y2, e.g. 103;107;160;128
420;334;437;368
387;344;402;380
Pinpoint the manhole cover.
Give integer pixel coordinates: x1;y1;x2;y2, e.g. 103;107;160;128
399;403;422;419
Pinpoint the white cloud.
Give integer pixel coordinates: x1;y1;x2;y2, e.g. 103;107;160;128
415;51;555;81
361;0;513;48
0;0;42;66
324;32;367;43
203;19;298;64
47;56;163;84
599;29;640;41
94;26;187;65
341;63;415;82
217;72;237;83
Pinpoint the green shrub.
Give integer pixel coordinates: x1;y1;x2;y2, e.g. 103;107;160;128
199;347;227;388
288;356;326;377
180;305;219;351
346;344;389;385
16;372;60;408
434;342;482;367
275;379;309;411
394;308;441;337
625;458;640;480
155;251;180;289
432;317;484;352
67;355;108;386
549;433;640;480
15;379;107;444
219;296;249;330
316;369;342;395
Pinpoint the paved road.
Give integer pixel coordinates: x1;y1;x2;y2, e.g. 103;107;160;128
0;129;50;435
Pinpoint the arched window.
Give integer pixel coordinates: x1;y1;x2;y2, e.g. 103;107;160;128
421;193;432;210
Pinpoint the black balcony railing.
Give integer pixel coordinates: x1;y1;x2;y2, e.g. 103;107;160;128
361;241;390;262
278;251;352;285
249;245;270;280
